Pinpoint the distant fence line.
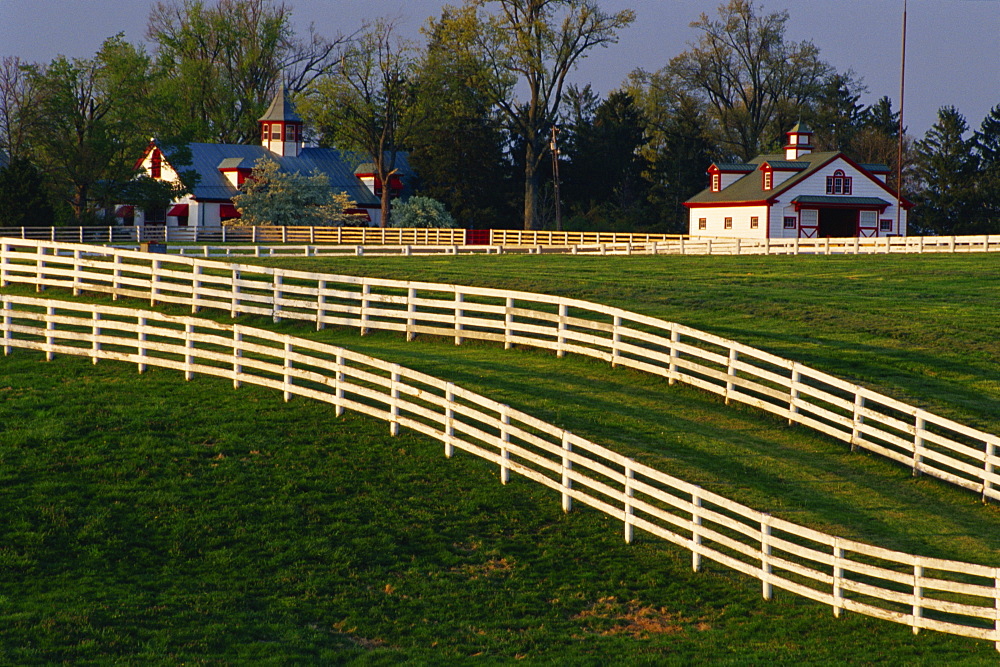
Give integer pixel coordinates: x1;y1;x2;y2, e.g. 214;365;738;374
2;293;999;650
2;225;1000;257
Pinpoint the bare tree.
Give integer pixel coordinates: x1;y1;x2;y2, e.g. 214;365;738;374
0;56;42;158
298;19;417;227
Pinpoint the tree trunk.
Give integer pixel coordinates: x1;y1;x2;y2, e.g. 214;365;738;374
523;140;540;230
380;184;390;228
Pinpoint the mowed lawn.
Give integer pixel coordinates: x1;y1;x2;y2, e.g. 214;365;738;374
2;251;1000;663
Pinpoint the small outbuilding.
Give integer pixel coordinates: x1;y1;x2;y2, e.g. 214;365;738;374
685;124;911;239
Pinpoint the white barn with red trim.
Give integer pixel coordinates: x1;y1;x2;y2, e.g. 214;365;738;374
685;124;911;239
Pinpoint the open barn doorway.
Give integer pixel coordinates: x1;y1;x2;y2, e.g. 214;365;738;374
818;208;857;237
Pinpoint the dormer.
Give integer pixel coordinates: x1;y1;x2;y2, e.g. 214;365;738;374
784;122;814;160
218;157;253;188
259;86;303;157
759;159;808;189
706;163;755;192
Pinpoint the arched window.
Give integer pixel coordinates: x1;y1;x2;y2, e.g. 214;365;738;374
826;169;852;195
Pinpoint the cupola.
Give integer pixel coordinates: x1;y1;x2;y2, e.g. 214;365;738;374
259;86;304;157
784;122;814;160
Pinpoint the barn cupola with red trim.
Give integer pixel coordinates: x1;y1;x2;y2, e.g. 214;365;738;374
259;86;303;157
784;121;814;160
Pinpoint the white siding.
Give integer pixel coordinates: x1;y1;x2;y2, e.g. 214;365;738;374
689;205;770;238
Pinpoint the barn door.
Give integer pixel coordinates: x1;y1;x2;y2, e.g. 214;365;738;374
799;209;819;238
858;210;878;237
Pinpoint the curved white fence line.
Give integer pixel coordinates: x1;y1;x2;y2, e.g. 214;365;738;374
2;294;998;649
2;239;998;506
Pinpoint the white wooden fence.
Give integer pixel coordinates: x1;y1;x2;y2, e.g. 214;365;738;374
4;225;1000;257
2;239;998;507
1;292;998;650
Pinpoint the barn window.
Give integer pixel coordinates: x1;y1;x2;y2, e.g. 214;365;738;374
271;124;281;140
711;173;721;192
762;171;772;190
261;123;269;142
150;150;162;179
750;216;759;229
826;169;852;195
880;218;893;231
724;217;733;230
698;218;707;230
783;216;797;229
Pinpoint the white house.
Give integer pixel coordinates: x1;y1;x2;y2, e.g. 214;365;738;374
122;88;388;229
685;123;911;239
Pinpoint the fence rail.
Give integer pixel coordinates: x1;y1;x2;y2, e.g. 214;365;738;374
2;292;998;650
3;226;1000;257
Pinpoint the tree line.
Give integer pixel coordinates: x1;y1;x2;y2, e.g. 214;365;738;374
0;0;997;234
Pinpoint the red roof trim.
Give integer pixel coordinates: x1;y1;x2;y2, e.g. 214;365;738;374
684;200;770;209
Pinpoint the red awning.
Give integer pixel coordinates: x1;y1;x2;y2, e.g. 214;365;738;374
219;203;241;220
167;203;189;216
115;205;134;218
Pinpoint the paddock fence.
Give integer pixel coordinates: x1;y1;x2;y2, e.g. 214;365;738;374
2;293;999;650
2;238;998;508
3;225;1000;257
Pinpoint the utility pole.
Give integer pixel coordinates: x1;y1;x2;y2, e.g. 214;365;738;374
550;125;562;231
895;0;907;236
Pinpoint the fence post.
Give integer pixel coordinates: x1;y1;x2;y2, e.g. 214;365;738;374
334;353;345;417
691;487;703;572
72;249;82;296
36;245;46;292
557;303;568;358
725;348;738;405
232;326;242;388
283;342;294;402
273;273;282;323
231;268;241;318
851;393;865;452
984;438;998;503
184;323;195;380
150;259;161;306
994;569;1000;652
136;315;146;372
0;242;8;287
668;327;680;385
912;562;924;635
611;315;622;368
2;298;11;355
913;413;926;477
500;405;511;484
832;538;845;618
504;297;514;350
624;464;635;544
90;304;102;363
454;291;464;345
406;287;417;341
789;366;801;425
761;514;773;600
445;382;456;458
191;264;202;313
389;364;400;435
561;431;573;513
360;282;371;335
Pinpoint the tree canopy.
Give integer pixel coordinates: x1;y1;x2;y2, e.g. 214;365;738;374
231;157;362;226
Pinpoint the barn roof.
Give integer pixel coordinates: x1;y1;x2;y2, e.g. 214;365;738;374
687;151;840;205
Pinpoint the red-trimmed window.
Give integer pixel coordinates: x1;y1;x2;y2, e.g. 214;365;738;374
261;123;269;142
286;124;298;142
271;124;281;140
826;169;852;195
783;216;797;229
711;173;720;192
724;217;733;230
880;218;893;231
750;216;759;229
762;170;772;191
150;150;162;179
698;218;707;230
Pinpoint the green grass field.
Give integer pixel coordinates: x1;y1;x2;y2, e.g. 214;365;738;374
2;252;1000;663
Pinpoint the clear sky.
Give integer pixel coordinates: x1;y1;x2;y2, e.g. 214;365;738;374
1;0;997;138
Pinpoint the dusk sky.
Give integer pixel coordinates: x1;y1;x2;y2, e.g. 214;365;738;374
1;0;997;138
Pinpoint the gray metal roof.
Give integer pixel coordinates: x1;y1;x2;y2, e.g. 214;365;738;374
178;142;378;205
258;87;302;123
790;195;891;207
764;160;809;170
713;163;756;172
687;151;841;205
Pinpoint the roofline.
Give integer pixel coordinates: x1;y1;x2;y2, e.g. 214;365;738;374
684;200;770;209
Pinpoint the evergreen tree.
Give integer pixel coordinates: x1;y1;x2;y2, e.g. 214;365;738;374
0;156;55;226
973;104;1000;231
913;106;979;234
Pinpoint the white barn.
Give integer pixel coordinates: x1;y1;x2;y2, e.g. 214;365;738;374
685;124;911;239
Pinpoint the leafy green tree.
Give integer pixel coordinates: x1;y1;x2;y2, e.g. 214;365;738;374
231;157;361;226
388;196;457;228
299;19;417;227
147;0;345;144
435;0;635;230
912;106;979;234
668;0;834;160
0;157;55;226
409;9;517;230
26;37;156;222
